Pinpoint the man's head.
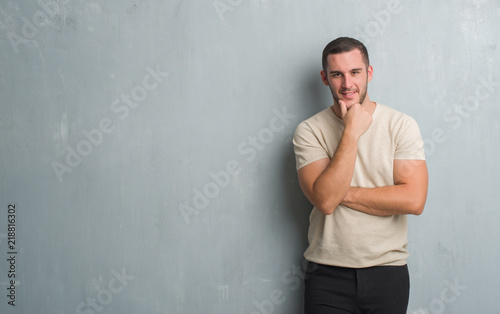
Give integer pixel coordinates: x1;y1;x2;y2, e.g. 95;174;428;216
322;37;370;71
320;37;373;109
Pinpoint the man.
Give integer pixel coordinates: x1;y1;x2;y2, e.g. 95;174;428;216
293;37;428;313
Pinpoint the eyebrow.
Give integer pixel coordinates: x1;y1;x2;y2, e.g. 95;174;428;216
329;68;363;74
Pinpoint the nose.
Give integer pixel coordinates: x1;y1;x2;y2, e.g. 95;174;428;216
342;75;352;88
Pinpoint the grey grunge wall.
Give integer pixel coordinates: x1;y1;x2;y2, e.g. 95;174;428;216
1;0;499;313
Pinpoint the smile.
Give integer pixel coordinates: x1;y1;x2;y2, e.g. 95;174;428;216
341;90;357;98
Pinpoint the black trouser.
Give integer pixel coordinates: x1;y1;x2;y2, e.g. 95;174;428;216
304;262;410;314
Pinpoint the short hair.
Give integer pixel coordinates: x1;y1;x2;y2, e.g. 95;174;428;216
322;37;370;71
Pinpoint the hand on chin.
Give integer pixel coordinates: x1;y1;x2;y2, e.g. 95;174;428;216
341;99;358;110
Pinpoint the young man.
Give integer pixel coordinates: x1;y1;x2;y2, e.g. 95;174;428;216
293;37;428;313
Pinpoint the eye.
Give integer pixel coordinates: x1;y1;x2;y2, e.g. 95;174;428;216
331;73;341;78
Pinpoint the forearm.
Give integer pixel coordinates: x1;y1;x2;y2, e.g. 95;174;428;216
342;184;426;216
297;101;374;215
311;131;359;214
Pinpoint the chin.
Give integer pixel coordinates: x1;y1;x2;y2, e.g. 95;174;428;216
343;100;358;109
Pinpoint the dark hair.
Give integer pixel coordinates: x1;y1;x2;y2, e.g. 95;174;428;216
322;37;369;71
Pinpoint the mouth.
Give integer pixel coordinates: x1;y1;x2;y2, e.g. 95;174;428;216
340;90;357;99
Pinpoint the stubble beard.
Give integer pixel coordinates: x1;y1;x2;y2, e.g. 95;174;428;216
331;83;368;109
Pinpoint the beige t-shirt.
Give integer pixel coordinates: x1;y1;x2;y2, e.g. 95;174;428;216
293;103;425;268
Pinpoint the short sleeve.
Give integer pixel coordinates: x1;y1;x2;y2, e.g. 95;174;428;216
293;121;330;170
394;116;425;160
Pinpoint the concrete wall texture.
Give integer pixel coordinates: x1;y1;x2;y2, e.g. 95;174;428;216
1;0;499;313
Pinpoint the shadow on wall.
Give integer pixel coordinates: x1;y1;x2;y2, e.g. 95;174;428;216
306;65;332;115
278;141;310;249
278;65;329;252
277;64;330;253
267;67;330;313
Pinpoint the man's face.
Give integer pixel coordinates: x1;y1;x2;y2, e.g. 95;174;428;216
320;49;373;110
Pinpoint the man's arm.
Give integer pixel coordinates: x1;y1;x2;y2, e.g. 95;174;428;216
297;101;372;215
341;159;428;216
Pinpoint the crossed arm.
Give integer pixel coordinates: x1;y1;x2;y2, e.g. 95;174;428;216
297;137;428;217
297;101;428;216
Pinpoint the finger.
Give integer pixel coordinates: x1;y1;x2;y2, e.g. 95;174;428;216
339;100;347;119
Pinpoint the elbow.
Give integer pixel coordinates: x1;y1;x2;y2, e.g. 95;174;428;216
411;206;424;216
318;206;335;215
409;198;426;216
313;188;350;215
315;199;339;215
400;185;427;215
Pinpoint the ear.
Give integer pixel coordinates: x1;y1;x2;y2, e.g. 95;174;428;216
367;65;373;82
320;70;329;86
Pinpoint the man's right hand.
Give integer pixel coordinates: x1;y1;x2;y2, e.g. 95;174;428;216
339;100;373;139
